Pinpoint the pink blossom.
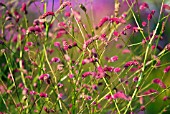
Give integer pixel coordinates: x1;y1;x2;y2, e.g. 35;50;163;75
112;91;131;100
30;91;37;95
64;12;70;17
133;76;139;82
143;89;158;95
58;93;63;99
39;12;54;19
142;21;147;27
164;66;170;73
20;3;27;14
22;88;28;95
114;67;121;73
51;57;60;63
98;16;109;27
109;56;118;62
39;92;48;98
139;2;149;10
113;31;119;37
69;74;74;78
24;46;29;52
163;4;170;10
54;42;61;47
122;49;131;54
39;74;50;81
152;78;166;89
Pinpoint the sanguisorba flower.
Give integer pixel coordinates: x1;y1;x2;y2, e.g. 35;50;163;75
39;92;48;98
112;91;131;101
152;78;166;89
164;66;170;73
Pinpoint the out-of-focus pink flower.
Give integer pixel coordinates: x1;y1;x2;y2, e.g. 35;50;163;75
139;2;149;10
109;56;118;62
163;4;170;10
143;89;158;95
122;49;131;54
39;12;54;19
112;91;131;100
54;42;61;47
51;57;60;63
20;3;27;14
164;66;170;73
114;67;121;73
39;92;48;98
152;78;166;89
142;21;147;27
98;16;109;27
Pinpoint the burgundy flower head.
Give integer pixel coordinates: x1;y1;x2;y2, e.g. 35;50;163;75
139;2;149;10
39;12;54;19
164;66;170;73
39;92;48;98
112;91;131;101
98;16;109;27
152;78;166;89
109;56;118;62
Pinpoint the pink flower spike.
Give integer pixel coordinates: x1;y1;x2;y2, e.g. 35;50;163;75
113;31;119;37
142;21;147;27
114;67;121;73
54;42;61;47
164;66;170;73
39;92;48;98
39;12;54;19
24;46;29;52
20;3;27;14
98;16;109;27
109;56;118;62
58;93;63;99
112;91;131;100
39;74;50;80
152;78;166;89
69;74;74;79
139;2;149;10
26;42;33;46
65;12;70;17
163;4;170;10
51;57;60;63
143;89;158;95
122;49;131;54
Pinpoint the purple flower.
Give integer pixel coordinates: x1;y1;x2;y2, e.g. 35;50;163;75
20;3;27;14
139;2;149;10
39;12;54;19
39;74;50;80
124;60;139;68
58;93;63;99
112;91;131;100
54;42;61;47
114;67;121;73
164;66;170;73
22;88;28;95
109;56;118;62
143;89;158;95
39;92;48;98
30;91;37;95
82;72;92;78
51;57;60;63
98;16;109;27
133;76;139;82
163;4;170;10
69;74;74;79
152;78;166;89
142;21;147;27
